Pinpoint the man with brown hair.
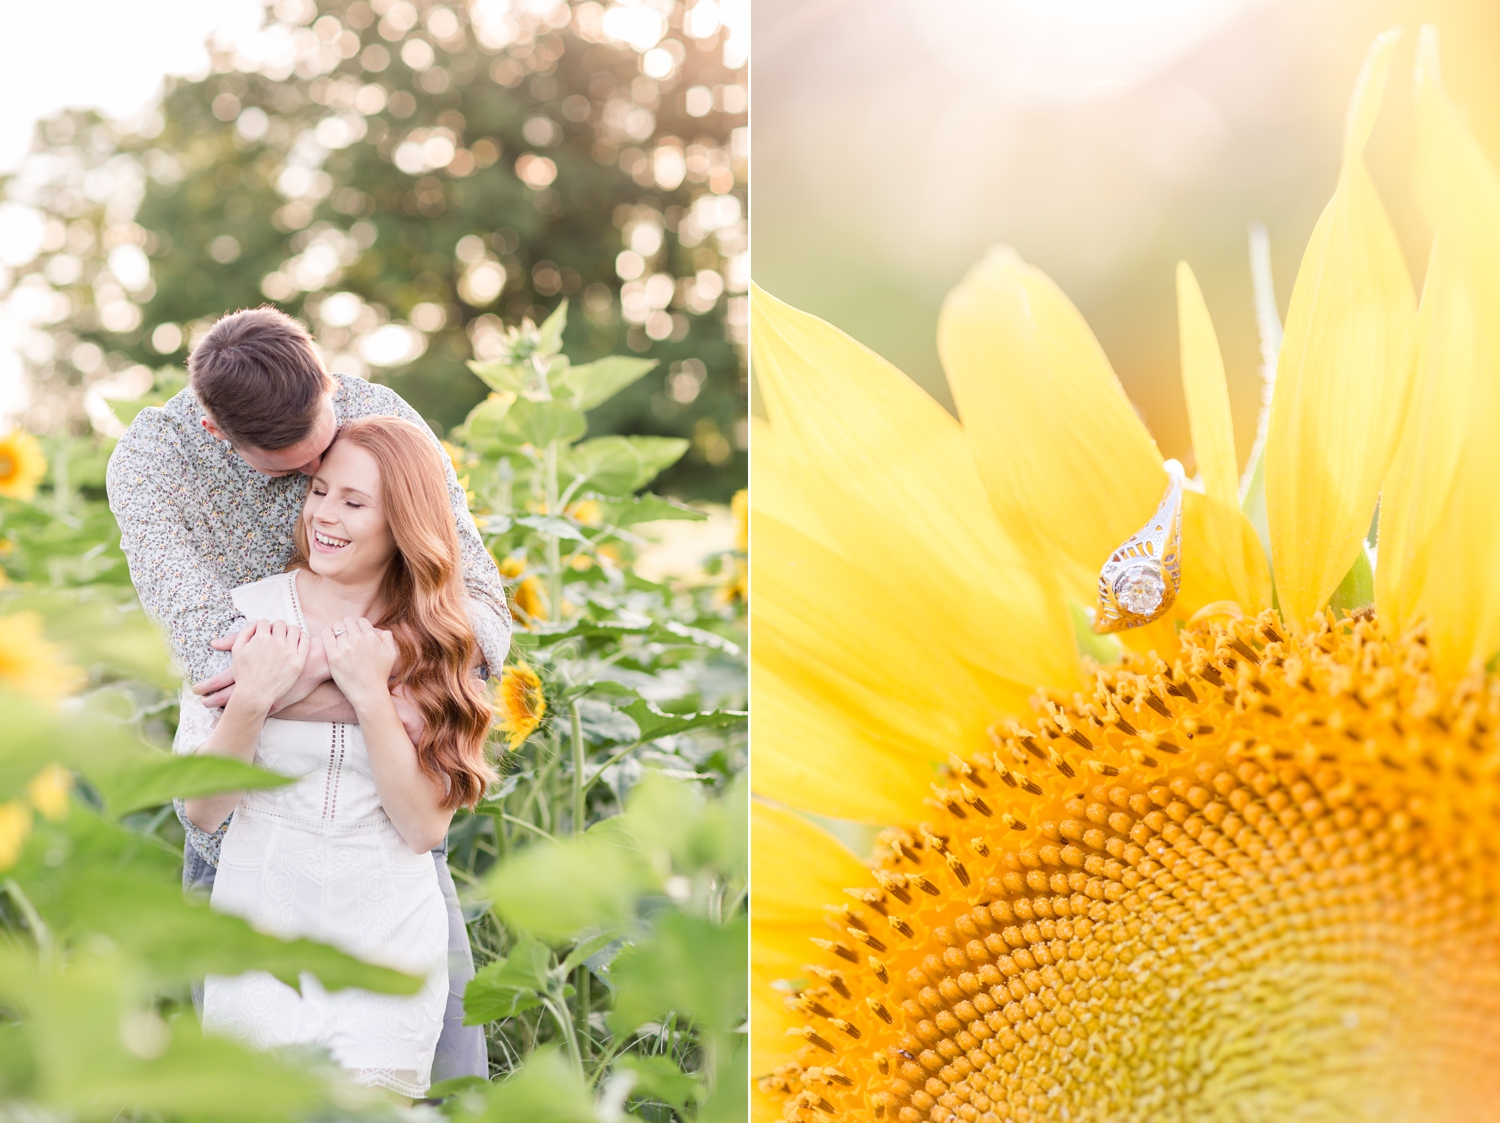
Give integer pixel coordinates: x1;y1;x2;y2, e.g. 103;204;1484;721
106;306;506;1082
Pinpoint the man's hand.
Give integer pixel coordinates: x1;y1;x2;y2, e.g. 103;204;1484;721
196;626;333;711
266;635;332;714
191;622;257;705
391;683;426;746
225;620;309;714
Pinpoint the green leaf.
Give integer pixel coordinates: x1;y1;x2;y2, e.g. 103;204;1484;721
559;927;623;973
607;912;748;1036
507;399;588;449
620;435;690;489
559;435;644;496
0;947;328;1121
472;1045;595;1123
700;1037;749;1123
483;834;652;941
463;935;553;1023
616;1053;700;1109
556;355;658;410
0;1020;35;1096
627;772;745;884
1327;542;1375;618
0;689;291;818
462;392;518;451
514;514;588;542
13;813;423;996
467;360;530;396
526;617;740;655
622;699;747;741
93;751;295;819
535;299;568;357
599;493;707;526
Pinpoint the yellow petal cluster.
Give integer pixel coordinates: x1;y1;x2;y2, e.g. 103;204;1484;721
0;612;85;699
0;764;76;872
751;26;1500;1123
0;428;47;501
495;662;546;751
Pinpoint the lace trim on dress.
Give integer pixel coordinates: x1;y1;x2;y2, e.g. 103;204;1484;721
354;1068;429;1099
284;570;308;631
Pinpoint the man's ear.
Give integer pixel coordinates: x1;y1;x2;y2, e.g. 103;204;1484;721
201;415;227;442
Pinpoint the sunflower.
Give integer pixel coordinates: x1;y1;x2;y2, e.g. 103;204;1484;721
0;612;85;700
752;28;1500;1123
0;428;47;501
0;765;75;872
495;662;546;751
0;800;31;872
496;553;551;625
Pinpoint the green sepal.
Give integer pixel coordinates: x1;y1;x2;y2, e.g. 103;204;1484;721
1327;542;1375;619
1068;600;1124;665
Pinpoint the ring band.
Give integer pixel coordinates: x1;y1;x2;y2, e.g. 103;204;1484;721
1093;459;1185;634
332;627;346;637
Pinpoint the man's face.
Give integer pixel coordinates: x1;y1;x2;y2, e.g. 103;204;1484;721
201;394;339;477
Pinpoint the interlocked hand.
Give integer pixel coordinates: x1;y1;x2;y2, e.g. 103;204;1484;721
229;620;309;712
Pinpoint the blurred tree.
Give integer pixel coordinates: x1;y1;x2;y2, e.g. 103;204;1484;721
0;0;747;500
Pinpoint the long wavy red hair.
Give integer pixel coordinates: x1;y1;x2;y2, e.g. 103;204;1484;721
289;416;496;809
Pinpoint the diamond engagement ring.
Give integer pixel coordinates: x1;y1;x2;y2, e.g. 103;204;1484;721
332;627;346;637
1092;459;1185;634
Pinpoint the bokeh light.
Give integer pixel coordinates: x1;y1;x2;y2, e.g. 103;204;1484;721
1;0;747;499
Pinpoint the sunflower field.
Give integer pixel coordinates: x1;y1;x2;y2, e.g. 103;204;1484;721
0;298;746;1121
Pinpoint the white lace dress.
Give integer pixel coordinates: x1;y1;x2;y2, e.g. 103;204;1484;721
188;573;449;1098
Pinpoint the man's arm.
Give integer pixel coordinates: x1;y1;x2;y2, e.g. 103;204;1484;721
107;415;243;684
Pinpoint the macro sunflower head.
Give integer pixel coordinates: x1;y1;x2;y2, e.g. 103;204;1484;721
752;27;1500;1123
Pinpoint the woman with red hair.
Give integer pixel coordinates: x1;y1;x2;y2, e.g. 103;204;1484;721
181;416;495;1100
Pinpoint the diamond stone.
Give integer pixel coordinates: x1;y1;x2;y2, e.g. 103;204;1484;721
1114;564;1166;617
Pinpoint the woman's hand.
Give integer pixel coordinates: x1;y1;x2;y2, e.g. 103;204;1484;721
323;617;399;710
229;620;309;714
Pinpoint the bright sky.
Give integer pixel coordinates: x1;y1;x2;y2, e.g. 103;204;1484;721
0;0;266;174
0;0;265;421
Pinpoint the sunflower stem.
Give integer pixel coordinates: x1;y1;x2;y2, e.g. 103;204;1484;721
569;699;585;834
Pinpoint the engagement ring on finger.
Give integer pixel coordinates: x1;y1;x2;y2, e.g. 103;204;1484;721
332;627;346;636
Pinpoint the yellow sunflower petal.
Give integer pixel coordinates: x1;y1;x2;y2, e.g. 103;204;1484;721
1375;28;1500;672
1177;262;1272;613
751;285;1078;696
1264;27;1416;626
753;515;1030;823
751;801;870;1077
937;246;1166;605
749;417;835;552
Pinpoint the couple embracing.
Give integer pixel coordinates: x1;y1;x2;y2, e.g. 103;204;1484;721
105;307;508;1098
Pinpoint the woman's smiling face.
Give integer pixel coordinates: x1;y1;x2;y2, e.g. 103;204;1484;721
302;438;397;582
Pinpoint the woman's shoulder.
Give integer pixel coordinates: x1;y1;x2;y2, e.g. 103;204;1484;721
231;572;298;623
